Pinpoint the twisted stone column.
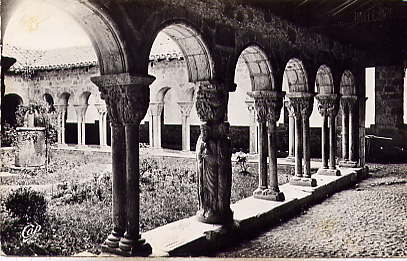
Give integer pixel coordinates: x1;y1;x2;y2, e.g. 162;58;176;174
284;100;295;161
195;81;233;224
287;92;317;187
95;103;108;147
316;94;340;176
177;101;194;151
339;95;358;168
245;100;258;154
248;91;285;201
91;73;155;257
148;102;164;149
54;104;68;145
74;104;88;146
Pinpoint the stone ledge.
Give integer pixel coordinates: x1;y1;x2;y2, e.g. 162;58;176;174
141;166;366;257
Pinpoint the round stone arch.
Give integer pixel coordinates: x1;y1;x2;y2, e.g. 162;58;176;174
141;20;216;83
340;70;356;96
233;44;275;91
284;58;309;93
76;91;92;106
42;93;55;112
3;93;24;126
2;0;129;75
315;65;335;95
153;87;173;103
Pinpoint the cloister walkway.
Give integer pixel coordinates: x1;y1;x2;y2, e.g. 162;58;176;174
216;164;407;258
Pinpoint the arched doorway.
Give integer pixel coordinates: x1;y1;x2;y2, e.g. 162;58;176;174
2;93;23;127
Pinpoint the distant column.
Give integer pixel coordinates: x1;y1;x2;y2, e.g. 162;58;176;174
245;100;258;154
177;101;194;151
74;104;88;146
285;100;295;161
54;104;67;145
95;103;108;146
339;95;358;168
148;102;164;149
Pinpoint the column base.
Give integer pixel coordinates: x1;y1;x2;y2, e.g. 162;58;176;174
290;176;317;187
285;156;295;162
103;237;151;257
317;168;341;176
196;208;233;225
103;232;122;248
339;160;358;168
253;188;285;201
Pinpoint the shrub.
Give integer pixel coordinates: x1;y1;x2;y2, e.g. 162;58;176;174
4;187;48;225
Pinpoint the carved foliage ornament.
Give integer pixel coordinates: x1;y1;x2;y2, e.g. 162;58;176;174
286;93;315;118
340;95;358;113
195;81;227;123
248;91;285;123
316;94;339;117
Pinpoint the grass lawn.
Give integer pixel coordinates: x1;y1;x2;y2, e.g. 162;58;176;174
1;150;294;256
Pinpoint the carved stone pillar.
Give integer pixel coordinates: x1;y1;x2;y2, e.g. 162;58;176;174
339;95;358;168
95;103;108;146
195;81;233;224
148;102;164;149
287;92;317;187
316;94;340;176
177;101;194;151
54;104;67;145
91;73;155;257
74;104;88;146
245;100;258;154
249;91;285;201
284;101;296;161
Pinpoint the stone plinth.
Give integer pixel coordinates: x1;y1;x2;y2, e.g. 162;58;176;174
15;127;47;168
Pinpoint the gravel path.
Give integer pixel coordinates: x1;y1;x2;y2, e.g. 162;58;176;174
216;164;407;258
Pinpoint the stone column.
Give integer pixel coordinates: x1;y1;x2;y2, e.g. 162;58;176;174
74;105;88;146
339;95;358;168
287;92;317;187
248;91;285;201
316;94;340;176
245;100;258;154
91;73;155;257
285;101;295;161
195;81;233;224
148;102;164;149
95;103;108;146
54;104;67;145
177;101;194;151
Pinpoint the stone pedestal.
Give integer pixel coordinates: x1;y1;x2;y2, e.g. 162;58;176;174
287;92;317;187
91;73;155;257
195;81;233;224
248;90;285;201
15;127;47;168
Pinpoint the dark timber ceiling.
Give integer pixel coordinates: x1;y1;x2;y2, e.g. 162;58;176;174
240;0;407;65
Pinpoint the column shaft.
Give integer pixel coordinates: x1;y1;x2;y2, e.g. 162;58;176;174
258;121;268;189
329;114;337;169
342;110;349;160
181;115;190;151
321;114;329;169
303;116;311;178
349;108;354;161
294;115;303;177
288;115;295;158
268;119;279;192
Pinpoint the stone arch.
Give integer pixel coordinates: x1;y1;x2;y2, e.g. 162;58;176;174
77;91;92;105
2;0;129;75
3;93;24;126
145;22;215;83
43;93;55;112
315;65;334;94
57;92;71;105
235;45;274;91
340;70;356;95
154;87;173;103
284;58;309;93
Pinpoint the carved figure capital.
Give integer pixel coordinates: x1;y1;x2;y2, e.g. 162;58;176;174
247;91;285;123
91;73;155;125
316;94;339;117
286;92;315;118
195;81;228;123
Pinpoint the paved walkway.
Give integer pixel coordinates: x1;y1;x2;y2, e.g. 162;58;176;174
216;164;407;258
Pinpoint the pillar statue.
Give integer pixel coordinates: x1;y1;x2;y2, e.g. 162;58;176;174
91;73;155;257
287;92;317;187
195;81;233;224
316;94;340;176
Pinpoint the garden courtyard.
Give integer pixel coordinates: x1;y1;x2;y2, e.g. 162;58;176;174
0;146;405;257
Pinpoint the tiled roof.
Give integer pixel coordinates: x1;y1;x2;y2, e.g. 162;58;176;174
3;44;98;72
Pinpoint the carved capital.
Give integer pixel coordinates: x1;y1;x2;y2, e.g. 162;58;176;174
286;92;315;118
148;102;164;117
195;81;228;123
247;90;285;123
74;104;88;122
177;101;194;117
245;100;255;112
315;94;339;117
54;104;68;115
91;73;155;125
340;95;358;113
284;100;295;117
95;103;107;116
